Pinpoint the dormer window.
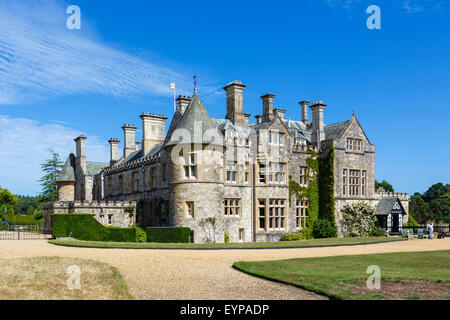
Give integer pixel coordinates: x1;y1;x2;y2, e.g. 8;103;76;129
269;132;284;146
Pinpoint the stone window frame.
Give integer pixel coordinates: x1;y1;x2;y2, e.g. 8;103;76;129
362;170;367;196
107;177;113;196
299;166;307;186
268;199;286;230
118;175;124;194
346;137;363;153
268;162;286;184
226;162;237;183
295;200;308;229
244;163;249;183
150;167;157;189
258;163;266;183
186;201;194;218
343;169;347;196
107;214;113;226
258;199;266;230
224;199;241;217
239;228;245;242
133;171;140;192
183;153;197;180
349;169;360;196
269;131;284;146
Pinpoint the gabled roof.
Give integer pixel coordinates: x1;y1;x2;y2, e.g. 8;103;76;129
324;120;351;141
376;197;406;216
85;162;109;176
165;93;221;147
56;153;76;182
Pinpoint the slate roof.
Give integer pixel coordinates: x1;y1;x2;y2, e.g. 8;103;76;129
56;153;76;182
324;120;350;141
165;93;221;147
376;197;401;216
85;162;109;176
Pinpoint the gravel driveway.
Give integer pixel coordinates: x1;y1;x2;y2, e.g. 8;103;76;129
0;239;449;300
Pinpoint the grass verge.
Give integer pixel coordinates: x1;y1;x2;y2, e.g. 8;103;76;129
233;250;450;300
0;256;134;300
48;236;404;250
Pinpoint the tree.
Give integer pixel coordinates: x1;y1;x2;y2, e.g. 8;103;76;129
375;180;394;192
198;217;217;243
409;193;430;224
38;150;63;203
422;183;450;203
429;195;450;223
0;188;18;207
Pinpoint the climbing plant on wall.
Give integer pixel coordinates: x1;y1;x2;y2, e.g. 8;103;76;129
289;148;319;239
318;145;336;222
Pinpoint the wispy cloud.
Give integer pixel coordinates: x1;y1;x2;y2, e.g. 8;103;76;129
0;114;109;195
0;0;217;105
324;0;448;14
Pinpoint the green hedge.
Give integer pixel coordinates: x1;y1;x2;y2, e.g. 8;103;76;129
146;227;190;243
52;214;138;242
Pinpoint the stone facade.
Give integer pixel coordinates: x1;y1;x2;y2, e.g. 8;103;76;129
44;80;409;242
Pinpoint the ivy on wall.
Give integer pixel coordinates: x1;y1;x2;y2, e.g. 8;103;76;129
289;145;337;238
318;145;336;222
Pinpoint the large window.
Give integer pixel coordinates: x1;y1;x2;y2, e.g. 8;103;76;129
343;169;347;196
226;162;237;183
296;200;308;229
244;163;249;183
347;138;362;152
150;167;157;188
268;199;286;230
224;199;240;217
362;170;366;196
107;177;112;196
184;153;197;179
269;132;284;146
118;175;123;194
258;200;266;230
349;169;360;196
268;163;285;184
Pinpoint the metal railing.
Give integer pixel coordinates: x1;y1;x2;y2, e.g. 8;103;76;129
0;224;52;240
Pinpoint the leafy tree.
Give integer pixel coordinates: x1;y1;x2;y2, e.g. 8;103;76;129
375;180;394;192
0;188;18;207
422;183;450;203
409;193;430;224
429;196;450;223
14;195;40;215
38;150;63;203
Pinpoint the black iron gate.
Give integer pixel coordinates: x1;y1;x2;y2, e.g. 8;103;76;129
0;224;52;240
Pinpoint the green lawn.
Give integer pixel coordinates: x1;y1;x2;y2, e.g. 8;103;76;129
233;250;450;300
48;236;403;250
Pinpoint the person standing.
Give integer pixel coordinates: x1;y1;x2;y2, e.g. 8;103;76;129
426;221;434;239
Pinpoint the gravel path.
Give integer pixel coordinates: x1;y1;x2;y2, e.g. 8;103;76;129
0;239;449;300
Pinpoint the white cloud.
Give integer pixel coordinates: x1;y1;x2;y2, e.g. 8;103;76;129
0;114;109;195
0;0;217;105
324;0;448;13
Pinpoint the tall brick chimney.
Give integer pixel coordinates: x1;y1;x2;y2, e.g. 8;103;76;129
261;94;275;122
74;135;87;169
122;124;137;158
224;81;247;127
140;113;168;156
310;101;326;147
299;101;310;125
176;95;191;115
108;138;120;166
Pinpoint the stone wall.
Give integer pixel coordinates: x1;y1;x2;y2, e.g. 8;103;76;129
43;200;137;233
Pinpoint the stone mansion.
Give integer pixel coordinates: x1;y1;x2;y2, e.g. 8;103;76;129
43;80;409;243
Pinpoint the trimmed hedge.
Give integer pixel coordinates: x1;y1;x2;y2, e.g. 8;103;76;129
146;227;190;243
52;214;138;242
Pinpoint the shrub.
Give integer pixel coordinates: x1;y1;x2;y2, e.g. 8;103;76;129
370;226;387;237
280;229;311;241
312;219;338;239
340;201;377;237
224;232;230;244
136;227;147;243
146;227;190;243
52;214;138;242
404;215;419;227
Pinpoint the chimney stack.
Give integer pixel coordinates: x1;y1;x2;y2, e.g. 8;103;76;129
310;101;327;147
122;125;137;158
74;135;87;169
299;101;310;125
224;81;247;127
176;96;191;115
261;94;275;122
140;113;168;156
274;108;286;120
108;138;120;166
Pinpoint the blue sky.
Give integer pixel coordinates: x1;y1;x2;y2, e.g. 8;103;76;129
0;0;449;196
